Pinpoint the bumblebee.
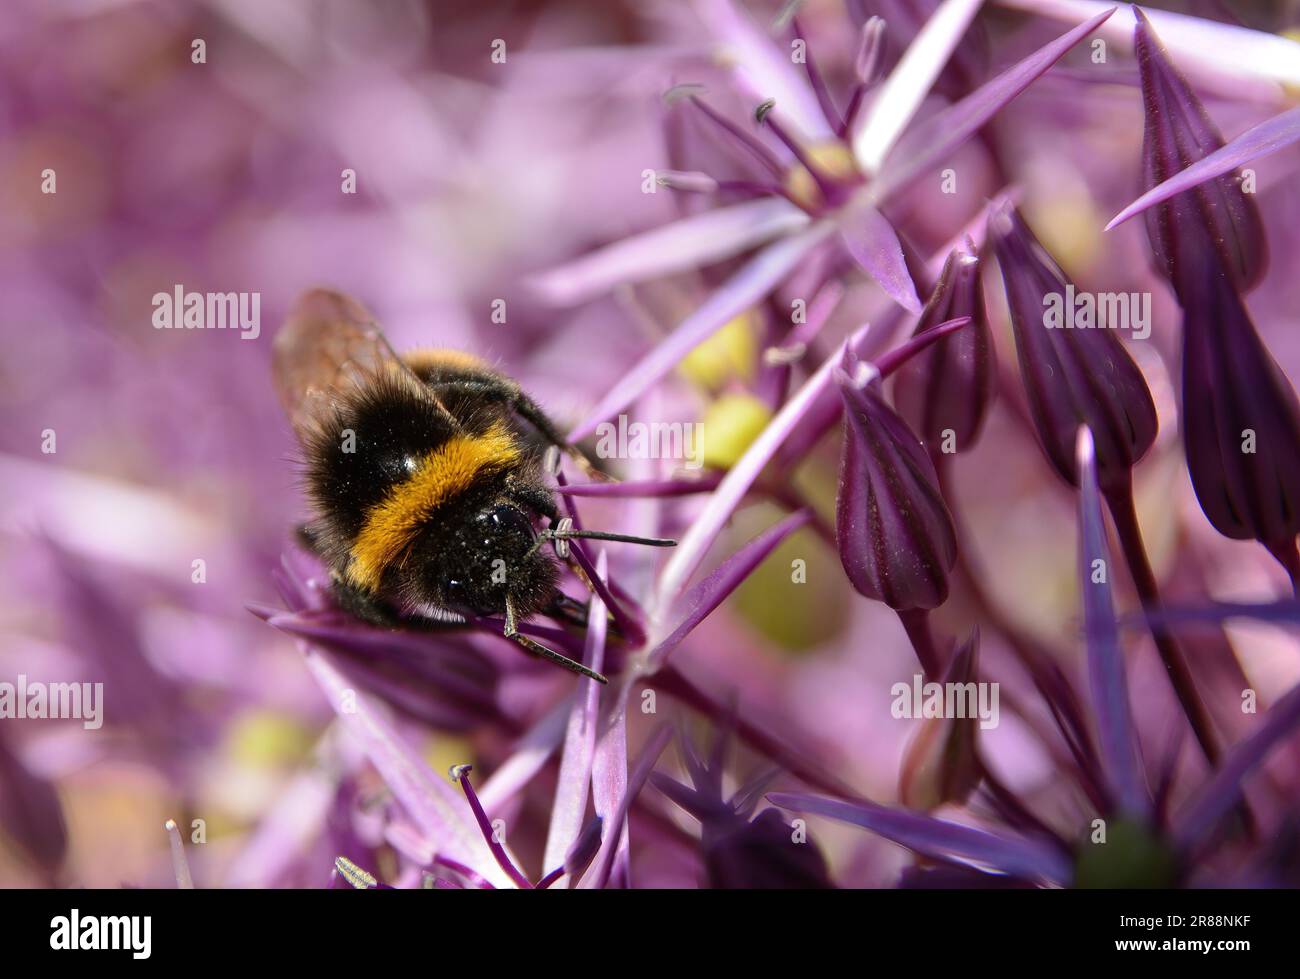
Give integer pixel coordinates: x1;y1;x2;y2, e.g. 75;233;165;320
272;289;673;684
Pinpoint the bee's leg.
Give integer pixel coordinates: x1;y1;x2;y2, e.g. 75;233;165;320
503;597;607;684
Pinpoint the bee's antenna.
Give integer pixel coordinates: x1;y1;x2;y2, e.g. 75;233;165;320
525;518;676;560
503;595;608;684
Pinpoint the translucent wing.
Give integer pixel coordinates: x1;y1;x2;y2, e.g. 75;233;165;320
272;288;451;441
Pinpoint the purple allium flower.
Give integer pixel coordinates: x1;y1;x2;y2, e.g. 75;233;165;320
10;0;1300;899
891;243;995;451
991;204;1157;494
1132;7;1267;292
835;347;957;616
1127;8;1300;580
651;726;830;888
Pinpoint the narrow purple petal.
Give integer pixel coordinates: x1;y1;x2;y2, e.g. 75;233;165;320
1108;106;1300;231
569;221;833;441
1130;601;1300;631
874;8;1116;199
1175;680;1300;850
694;0;835;143
555;475;723;498
994;0;1300;91
839;200;923;312
530;198;809;306
585;689;631;888
768;792;1072;884
579;723;672;888
851;0;987;173
303;651;510;886
1076;428;1149;819
542;553;609;879
648;509;811;669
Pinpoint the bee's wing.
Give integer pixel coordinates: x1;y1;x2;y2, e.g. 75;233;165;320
272;289;451;440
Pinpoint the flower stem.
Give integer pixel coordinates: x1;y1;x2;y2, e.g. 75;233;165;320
932;451;1107;809
896;608;943;679
1103;480;1221;765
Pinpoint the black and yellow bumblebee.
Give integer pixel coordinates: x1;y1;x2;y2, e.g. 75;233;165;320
272;289;673;684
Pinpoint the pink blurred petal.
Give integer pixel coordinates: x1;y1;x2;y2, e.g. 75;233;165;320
693;0;835;143
874;8;1116;200
839;199;923;313
995;0;1300;93
530;198;808;306
569;220;833;441
304;651;512;887
851;0;986;174
579;722;672;888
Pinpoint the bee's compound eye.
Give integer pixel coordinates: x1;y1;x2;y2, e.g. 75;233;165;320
479;505;535;543
444;578;469;605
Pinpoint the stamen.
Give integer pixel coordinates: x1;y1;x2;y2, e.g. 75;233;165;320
551;516;575;559
756;102;841;206
842;17;887;137
790;15;843;133
656;169;720;194
449;764;535;889
689;95;786;180
164;819;194;889
850;358;880;390
543;444;563;476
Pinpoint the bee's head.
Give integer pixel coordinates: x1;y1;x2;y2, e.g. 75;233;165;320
409;500;558;619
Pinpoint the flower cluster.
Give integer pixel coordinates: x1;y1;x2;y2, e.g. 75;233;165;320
4;1;1300;891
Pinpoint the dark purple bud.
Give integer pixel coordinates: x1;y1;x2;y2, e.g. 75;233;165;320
892;245;996;452
835;348;957;610
1134;6;1267;293
702;808;831;890
651;728;831;889
1179;257;1300;549
991;206;1158;493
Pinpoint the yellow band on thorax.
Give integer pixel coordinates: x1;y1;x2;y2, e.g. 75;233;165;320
347;422;519;590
